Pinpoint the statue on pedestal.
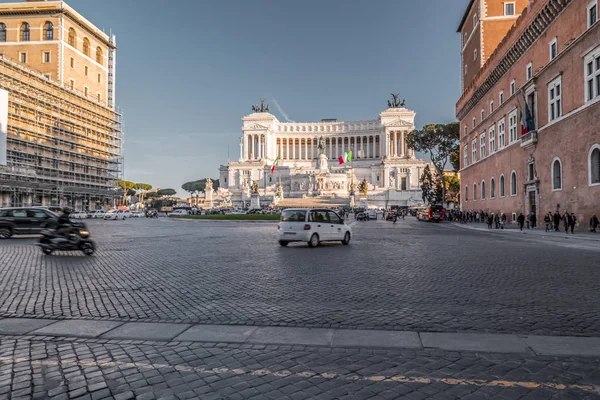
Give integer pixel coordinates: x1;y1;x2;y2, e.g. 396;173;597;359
251;181;259;194
387;93;406;108
358;178;369;197
318;136;326;155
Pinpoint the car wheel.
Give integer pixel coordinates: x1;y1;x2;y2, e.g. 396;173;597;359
278;240;289;247
308;233;319;248
42;247;53;255
342;232;351;245
0;227;12;239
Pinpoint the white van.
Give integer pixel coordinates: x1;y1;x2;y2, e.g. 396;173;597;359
278;208;352;247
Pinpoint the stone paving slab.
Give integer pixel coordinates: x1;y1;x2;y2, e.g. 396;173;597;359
247;326;334;346
420;332;530;353
173;324;258;343
30;320;123;338
100;322;191;341
0;318;56;335
331;329;421;349
525;335;600;357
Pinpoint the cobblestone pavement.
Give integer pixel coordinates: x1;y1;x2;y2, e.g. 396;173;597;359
1;217;600;336
1;335;599;399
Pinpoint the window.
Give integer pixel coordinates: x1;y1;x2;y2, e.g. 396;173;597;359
463;126;467;137
464;32;467;45
464;64;468;76
526;62;533;80
0;23;6;42
97;93;101;102
84;86;88;97
19;52;27;63
473;183;477;200
85;66;89;76
498;118;506;148
472;139;477;163
96;47;103;65
499;91;504;104
510;80;516;95
472;117;476;128
500;175;506;197
83;38;90;56
481;181;486;199
549;38;557;61
489;125;496;154
474;49;477;61
548;76;562;122
21;22;30;41
327;211;341;224
589;145;600;185
98;73;101;83
43;51;50;63
44;21;53;40
510;171;517;196
69;79;74;90
490;100;494;114
505;2;515;15
481;109;485;121
490;178;496;199
585;46;600;102
552;158;562;190
70;57;75;68
473;14;477;27
43;73;51;80
68;28;76;47
480;132;486;158
528;162;535;181
589;1;598;28
463;146;468;168
465;185;469;201
508;110;517;143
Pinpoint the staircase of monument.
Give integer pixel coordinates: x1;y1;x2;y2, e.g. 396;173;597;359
276;197;349;208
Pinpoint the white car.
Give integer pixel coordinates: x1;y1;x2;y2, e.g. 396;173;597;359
103;210;127;220
70;211;87;219
278;208;352;247
167;209;190;217
131;212;145;218
91;210;106;219
230;210;246;215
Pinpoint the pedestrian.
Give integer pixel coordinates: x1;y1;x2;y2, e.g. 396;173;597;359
544;212;552;232
569;213;577;234
530;213;537;229
553;211;561;232
563;210;570;234
487;214;493;229
590;214;599;232
495;214;500;229
517;213;525;231
500;213;506;229
525;213;530;229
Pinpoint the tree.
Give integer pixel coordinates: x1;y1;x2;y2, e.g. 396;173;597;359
445;174;461;204
420;165;443;205
114;180;137;205
157;188;176;198
182;181;204;206
407;122;459;204
135;183;153;202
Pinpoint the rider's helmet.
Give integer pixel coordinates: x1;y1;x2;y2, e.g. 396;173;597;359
62;207;73;215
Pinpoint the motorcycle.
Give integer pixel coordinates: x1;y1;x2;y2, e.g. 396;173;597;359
145;210;158;218
37;221;96;256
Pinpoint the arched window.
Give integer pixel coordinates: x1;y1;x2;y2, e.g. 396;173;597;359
44;21;53;40
590;145;600;185
20;22;30;41
68;28;76;47
490;178;495;199
0;23;6;42
500;175;505;197
83;38;90;56
552;158;562;190
96;47;103;65
481;180;486;199
510;171;517;196
473;183;477;200
465;185;469;201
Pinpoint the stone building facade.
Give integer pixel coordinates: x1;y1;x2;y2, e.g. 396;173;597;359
0;0;122;209
457;0;600;224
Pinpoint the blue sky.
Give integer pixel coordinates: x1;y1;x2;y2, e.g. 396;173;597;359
64;0;469;196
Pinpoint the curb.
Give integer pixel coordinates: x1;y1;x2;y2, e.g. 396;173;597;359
446;223;600;242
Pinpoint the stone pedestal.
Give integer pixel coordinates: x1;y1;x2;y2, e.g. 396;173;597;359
359;197;368;209
349;193;356;208
205;187;214;209
250;193;261;209
317;154;329;172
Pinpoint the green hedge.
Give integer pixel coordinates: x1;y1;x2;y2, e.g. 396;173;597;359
180;214;281;221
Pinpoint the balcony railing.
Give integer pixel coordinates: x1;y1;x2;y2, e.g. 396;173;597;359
520;130;538;148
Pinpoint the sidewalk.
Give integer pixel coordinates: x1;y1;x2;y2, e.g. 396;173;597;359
1;317;600;358
449;221;600;242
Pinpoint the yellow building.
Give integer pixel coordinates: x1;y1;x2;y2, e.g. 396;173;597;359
0;0;122;209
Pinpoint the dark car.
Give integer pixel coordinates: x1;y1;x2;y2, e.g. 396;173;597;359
356;212;369;221
0;208;59;239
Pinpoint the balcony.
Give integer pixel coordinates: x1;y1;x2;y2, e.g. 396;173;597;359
520;130;538;149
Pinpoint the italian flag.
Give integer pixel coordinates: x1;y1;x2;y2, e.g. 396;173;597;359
338;150;352;165
520;109;528;136
270;157;279;173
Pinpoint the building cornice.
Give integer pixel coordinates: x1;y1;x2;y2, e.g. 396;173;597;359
456;0;571;121
457;0;477;32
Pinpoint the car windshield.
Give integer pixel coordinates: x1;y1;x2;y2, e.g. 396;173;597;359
281;210;307;222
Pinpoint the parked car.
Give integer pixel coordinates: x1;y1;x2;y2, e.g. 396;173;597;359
278;208;352;247
355;212;369;221
0;207;58;239
167;209;190;217
90;210;106;219
103;209;127;220
131;212;145;218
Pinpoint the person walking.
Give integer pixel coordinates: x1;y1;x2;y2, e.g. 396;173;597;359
569;213;577;234
590;214;599;232
525;213;530;229
530;213;537;229
495;214;500;229
517;213;525;231
544;212;552;232
500;213;506;229
487;214;493;229
563;211;570;234
553;211;561;232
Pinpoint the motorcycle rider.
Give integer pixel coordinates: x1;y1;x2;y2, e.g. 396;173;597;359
56;207;75;242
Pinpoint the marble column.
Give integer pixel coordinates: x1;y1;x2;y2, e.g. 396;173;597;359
304;139;308;160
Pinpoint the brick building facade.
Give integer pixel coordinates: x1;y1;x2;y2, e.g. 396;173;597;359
457;0;600;226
